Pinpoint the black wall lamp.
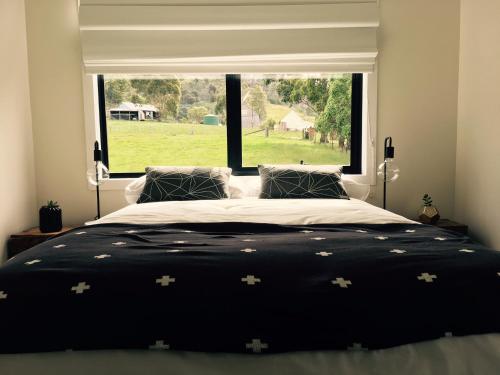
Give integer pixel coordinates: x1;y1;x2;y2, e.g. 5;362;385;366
377;137;400;209
86;141;110;219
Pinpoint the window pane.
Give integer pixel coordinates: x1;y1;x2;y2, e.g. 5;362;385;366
241;74;352;167
104;76;227;173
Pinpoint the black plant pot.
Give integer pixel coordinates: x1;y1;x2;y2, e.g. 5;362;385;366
39;207;63;233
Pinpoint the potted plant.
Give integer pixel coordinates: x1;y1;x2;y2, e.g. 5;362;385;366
39;200;63;233
418;194;440;224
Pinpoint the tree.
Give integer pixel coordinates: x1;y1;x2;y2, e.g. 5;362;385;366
263;118;276;130
182;93;196;105
130;93;146;104
276;78;328;115
208;84;217;102
247;85;267;125
187;106;209;123
214;95;226;124
262;118;276;138
274;76;351;144
104;79;133;107
130;79;182;120
316;77;352;149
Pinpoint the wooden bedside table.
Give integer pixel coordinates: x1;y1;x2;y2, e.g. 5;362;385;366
421;219;468;235
7;227;73;259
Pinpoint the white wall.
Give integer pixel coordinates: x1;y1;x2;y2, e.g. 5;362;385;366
0;0;37;260
23;0;460;225
374;0;460;219
25;0;126;227
455;0;500;248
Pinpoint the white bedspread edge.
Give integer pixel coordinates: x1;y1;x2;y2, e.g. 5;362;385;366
87;198;417;226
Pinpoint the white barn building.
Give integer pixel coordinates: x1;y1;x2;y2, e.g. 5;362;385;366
279;110;313;131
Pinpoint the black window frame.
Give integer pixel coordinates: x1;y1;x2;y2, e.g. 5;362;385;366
97;73;363;178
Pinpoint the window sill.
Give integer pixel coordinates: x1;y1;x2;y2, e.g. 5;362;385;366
87;174;374;191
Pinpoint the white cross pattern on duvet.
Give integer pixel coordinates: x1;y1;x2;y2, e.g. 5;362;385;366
316;252;332;257
25;259;42;265
417;273;437;283
156;275;176;286
434;237;447;241
241;248;257;253
241;275;261;285
149;340;170;350
94;254;111;259
71;282;90;294
390;249;406;254
459;249;475;253
331;277;352;288
245;339;268;353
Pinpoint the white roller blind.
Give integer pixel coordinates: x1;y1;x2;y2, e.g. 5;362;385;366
79;1;379;74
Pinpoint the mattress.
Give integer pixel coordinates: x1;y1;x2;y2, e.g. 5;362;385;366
1;334;500;375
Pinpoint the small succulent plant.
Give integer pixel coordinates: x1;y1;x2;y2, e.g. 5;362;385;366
40;200;62;232
45;200;60;209
422;194;433;207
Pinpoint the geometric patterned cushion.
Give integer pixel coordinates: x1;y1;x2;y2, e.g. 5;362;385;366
137;167;231;203
258;165;349;199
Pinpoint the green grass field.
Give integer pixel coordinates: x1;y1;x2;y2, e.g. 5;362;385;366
107;120;350;172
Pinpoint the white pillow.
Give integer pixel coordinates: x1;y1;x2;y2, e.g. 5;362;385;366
228;175;261;199
340;175;371;201
125;175;146;205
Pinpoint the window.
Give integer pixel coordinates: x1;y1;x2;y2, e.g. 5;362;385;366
97;73;362;177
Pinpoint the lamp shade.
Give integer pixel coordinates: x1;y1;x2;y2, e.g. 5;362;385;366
87;161;110;186
377;159;400;183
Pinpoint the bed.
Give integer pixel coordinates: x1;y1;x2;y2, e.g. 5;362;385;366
1;198;500;374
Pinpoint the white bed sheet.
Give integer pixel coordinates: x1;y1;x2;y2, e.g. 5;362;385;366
1;334;500;375
88;198;417;226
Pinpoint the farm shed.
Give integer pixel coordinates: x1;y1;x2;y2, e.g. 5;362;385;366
109;102;159;121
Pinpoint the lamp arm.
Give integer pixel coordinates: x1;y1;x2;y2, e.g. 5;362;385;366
95;161;100;220
94;140;102;220
383;160;387;209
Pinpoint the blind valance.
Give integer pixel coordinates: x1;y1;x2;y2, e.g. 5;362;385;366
79;1;379;74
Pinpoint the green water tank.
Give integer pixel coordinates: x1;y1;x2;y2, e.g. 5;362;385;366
203;114;219;125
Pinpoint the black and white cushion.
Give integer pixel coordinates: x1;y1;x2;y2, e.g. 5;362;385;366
137;167;231;203
258;165;349;199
